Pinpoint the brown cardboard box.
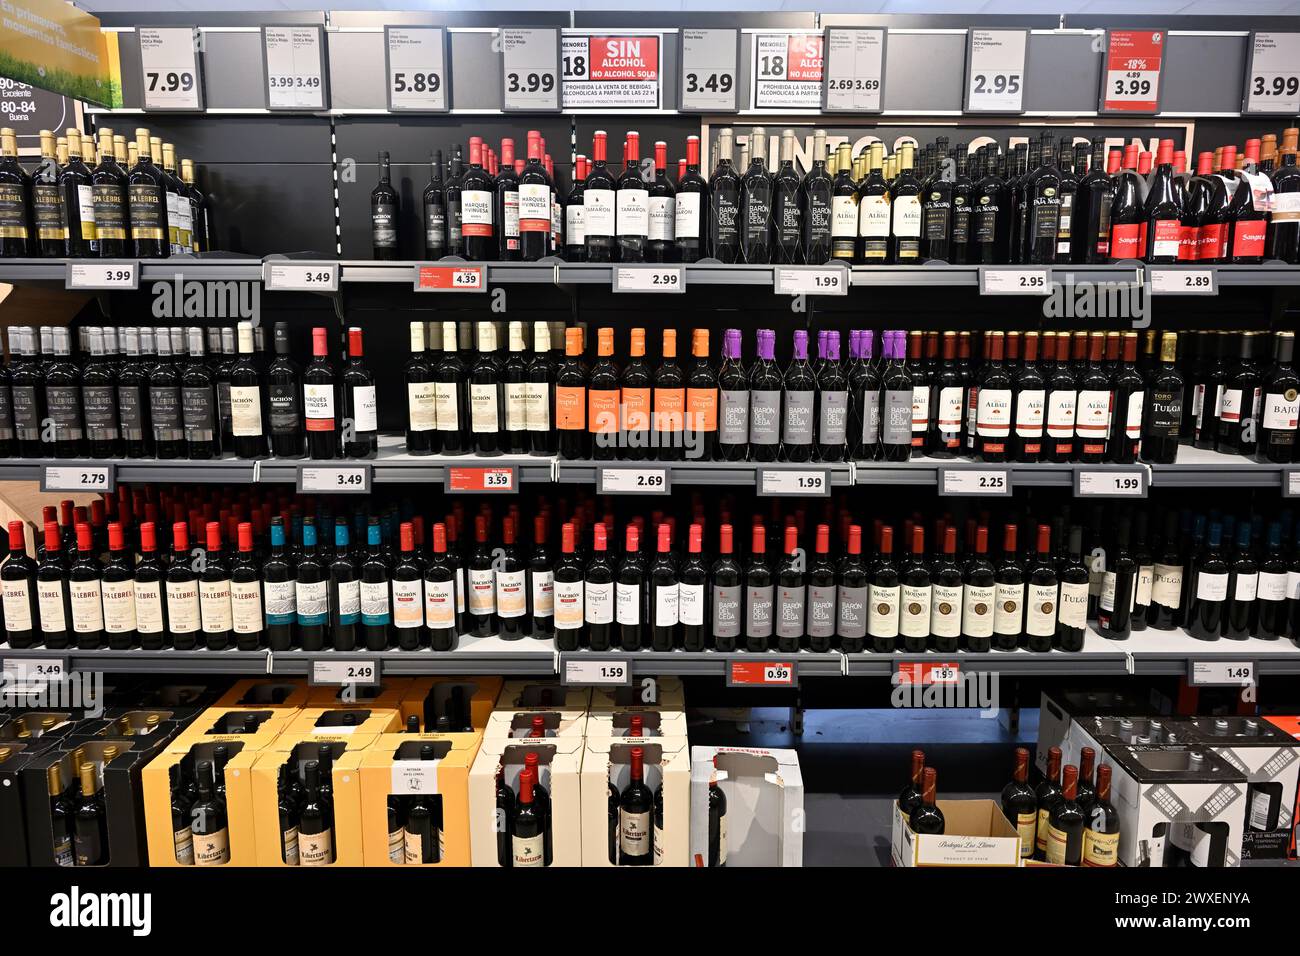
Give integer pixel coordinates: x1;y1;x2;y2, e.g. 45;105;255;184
893;798;1023;867
469;734;584;867
400;676;502;732
496;679;590;713
169;707;294;750
287;706;403;739
215;679;311;710
585;710;687;738
583;735;690;867
307;677;413;708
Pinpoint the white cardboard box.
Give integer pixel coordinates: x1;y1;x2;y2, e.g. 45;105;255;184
495;680;591;712
468;734;584;868
582;735;690;867
1036;686;1163;777
892;798;1022;867
484;708;588;740
584;710;688;739
689;745;803;867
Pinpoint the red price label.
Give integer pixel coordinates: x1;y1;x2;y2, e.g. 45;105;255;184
416;265;485;291
896;662;961;685
729;661;796;687
446;466;515;493
1101;30;1164;112
786;34;824;82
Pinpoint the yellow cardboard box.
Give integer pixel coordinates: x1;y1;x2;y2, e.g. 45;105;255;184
215;679;311;710
400;676;503;732
307;677;413;708
287;706;402;738
170;707;294;750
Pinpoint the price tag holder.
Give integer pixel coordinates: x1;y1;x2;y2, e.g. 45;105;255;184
821;27;886;113
964;29;1027;113
613;266;684;293
939;468;1011;497
774;266;848;296
445;465;518;494
297;464;372;495
980;268;1048;295
138;26;204;110
679;28;740;112
1099;29;1165;114
1075;467;1148;499
66;260;138;291
1284;467;1300;498
751;32;824;110
263;261;339;292
2;657;69;686
414;263;486;293
728;660;797;688
1243;32;1300;114
42;464;115;494
310;658;380;687
1189;660;1255;687
757;469;831;497
501;27;561;112
262;25;328;110
385;26;449;112
1148;269;1215;295
562;657;632;686
896;662;961;686
598;467;670;496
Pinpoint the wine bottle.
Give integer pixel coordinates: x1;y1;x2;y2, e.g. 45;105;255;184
459;137;496;261
418;521;454;652
618;747;654;865
616;132;649;262
1055;526;1089;650
742;523;773;653
709;128;741;263
403;321;437;456
327;520;359;651
467;515;497;638
908;767;945;835
293;518;327;651
369;150;399;259
654;329;686;462
1257;331;1298;464
717;329;749;462
648;523;679;652
1002;747;1038;859
749;329;782;463
68;522;104;650
865;525;900;653
357;519;391;652
583;132;616;262
1223;521;1258;641
1033;746;1063;861
781;330;815;463
961;525;996;653
1188;522;1229;641
675;136;707;263
1046;764;1085;866
880;332;913;461
1;520;38;648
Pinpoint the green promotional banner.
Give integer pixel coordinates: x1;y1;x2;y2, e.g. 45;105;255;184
0;0;121;107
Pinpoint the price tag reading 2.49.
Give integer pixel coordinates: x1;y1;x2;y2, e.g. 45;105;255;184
311;659;380;686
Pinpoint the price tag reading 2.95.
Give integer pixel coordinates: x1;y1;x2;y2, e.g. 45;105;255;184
599;467;670;496
758;469;831;497
980;268;1048;295
298;465;372;495
311;659;380;687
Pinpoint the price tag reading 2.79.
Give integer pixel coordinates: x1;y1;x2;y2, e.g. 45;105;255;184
298;465;372;495
43;465;115;493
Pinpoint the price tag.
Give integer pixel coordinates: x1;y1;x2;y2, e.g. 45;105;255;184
385;26;449;112
679;29;740;112
757;469;831;497
773;266;848;296
728;660;797;687
42;464;115;493
445;466;517;494
262;25;328;110
562;34;661;109
310;659;380;686
751;32;824;110
1148;269;1215;294
138;27;203;110
2;657;68;685
1100;29;1165;113
1189;661;1255;687
562;658;632;686
263;261;339;292
965;29;1027;113
939;468;1011;497
1076;468;1148;498
599;467;670;495
501;27;561;112
66;261;138;291
613;266;684;293
896;662;961;686
1244;32;1300;114
415;264;485;293
1285;468;1300;498
980;268;1048;295
821;28;885;112
297;465;372;495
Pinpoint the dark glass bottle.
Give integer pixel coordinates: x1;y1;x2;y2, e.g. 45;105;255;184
494;517;527;641
770;128;802;264
1223;522;1258;641
358;519;391;652
855;142;889;264
737;126;772;264
1143;139;1183;264
1257;331;1298;464
197;522;232;652
295;519;327;652
1074;331;1112;464
898;526;931;654
262;518;296;652
1227;139;1268;264
43;328;84;459
961;525;996;653
1267;133;1300;262
469;323;502;456
421;150;447;259
1072;140;1114;263
616;131;649;263
89;129;129;258
1194;330;1230;450
1187;522;1229;641
675;523;709;653
127;129;169;258
647;523;679;652
645;139;677;263
1217;332;1263;458
296;759;334;867
583;131;616;263
403;321;436;456
411;521;449;651
849;331;882;461
68;523;103;650
226;322;267;460
467;515;497;638
618;747;654;866
494;137;521;261
709;128;741;264
179;328;218;460
263;322;304;459
813;331;849;462
614;327;647;461
1255;522;1289;641
434;319;468;455
328;520;359;652
880;332;914;462
563;154;588;262
898;749;925;816
1139;332;1182;464
1;520;39;648
921;135;955;262
889;144;923;263
742;523;773;653
654;329;686;462
781;330;815;463
749;329;782;463
868;525;900;654
31;131;63;257
340;327;378;460
973;331;1012;462
35;520;72;649
717;329;749;462
1034;746;1063;861
908;767;945;835
1002;747;1038;860
555;327;590;460
370;150;399;259
1046;764;1085;866
229;522;263;652
771;525;804;654
801;129;832;265
708;524;741;652
460;137;497;262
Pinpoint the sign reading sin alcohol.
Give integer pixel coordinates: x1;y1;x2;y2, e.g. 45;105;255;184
561;34;661;109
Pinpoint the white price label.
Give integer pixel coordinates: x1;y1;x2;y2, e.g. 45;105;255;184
263;25;327;110
1077;469;1147;498
502;27;561;111
599;467;669;495
263;261;339;292
679;28;739;112
138;27;203;110
614;266;684;293
821;28;885;112
2;658;67;685
940;469;1010;496
1190;661;1255;687
965;29;1027;112
298;465;371;494
386;26;448;112
1244;32;1300;114
66;261;138;290
981;268;1048;294
758;469;830;497
311;659;380;686
563;658;631;686
1149;269;1215;294
774;266;847;296
1286;468;1300;498
43;465;114;493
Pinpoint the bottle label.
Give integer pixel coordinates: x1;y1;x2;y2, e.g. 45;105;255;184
519;183;550;233
860;389;881;445
552;385;586;432
553;580;585;632
512;832;545;868
350;385;378;433
713;194;739;246
501;191;520;246
588;387;619;435
617;189;649;237
1058;581;1088;629
0;385;15;438
163;581;200;633
1076;389;1112;447
193;826;230;866
923;202;951;241
566;202;586;246
584;188;616;237
782;389;814;446
135;579;164;633
68;579;103;633
994;582;1023;635
518;382;548;432
425;202;446;250
832;194;858;238
360;580;391;626
1231;218;1267;257
910;385;931;445
372;202;398;247
857;195;889;238
719;389;749;445
264;578;297;626
655;583;680;627
899;584;931;638
335;579;361;625
585;580;613;625
1046;390;1076;437
1045;823;1072;866
977;388;1012;438
172;827;194;866
304;383;335;431
868;584;899;639
128;183;165;240
1136;564;1154;607
935;386;963;444
228;385;263;437
654;386;686;434
2;580;31;632
687;387;718;435
1258;571;1288;603
776;584;805;639
421;577;452;629
1220;388;1245;423
82;385;119;439
883;389;912;446
674;192;701;239
11;385;39;440
45;385;84;440
299;829;333;867
92;183;127;240
834;584;867;639
469;383;500;433
621;386;651;435
962;583;995;637
468;568;497;615
504;383;529;433
495;569;526;618
1234;572;1259;603
530;569;555;619
807;584;836;639
269;382;301;434
461;189;494;236
973;204;999;244
749;389;781;447
1083;829;1119;867
231;579;263;634
745;583;773;638
742;193;770;245
37;580;67;633
1148;218;1180;259
434;383;461;431
1110;222;1143;259
712;583;741;638
892;195;922;238
102;580;137;634
616;580;643;626
930;583;962;638
181;385;217;441
1142;389;1178;438
619;808;651;857
648;195;676;242
816;389;849;446
1014;389;1045;438
1015;812;1037;856
1196;572;1229;602
1152;563;1182;609
407;382;439;432
1262;392;1300;431
295;579;328;626
1024;582;1056;637
679;581;704;627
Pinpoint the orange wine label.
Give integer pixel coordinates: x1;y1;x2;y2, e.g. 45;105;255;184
654;387;685;432
622;386;651;432
589;388;619;435
686;387;718;432
556;386;586;430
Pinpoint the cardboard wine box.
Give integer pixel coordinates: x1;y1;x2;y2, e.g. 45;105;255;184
0;711;81;748
1064;714;1188;773
1036;686;1163;776
307;677;413;708
359;732;483;867
585;709;688;739
689;746;803;868
400;676;502;733
249;733;375;867
582;735;690;867
1264;716;1300;858
170;707;295;750
496;679;591;713
469;734;584;867
1169;716;1300;860
216;678;311;710
486;707;588;740
287;706;403;739
892;799;1023;867
590;676;686;712
1106;744;1247;868
0;742;32;865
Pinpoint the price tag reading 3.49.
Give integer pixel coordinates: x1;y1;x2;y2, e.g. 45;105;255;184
298;465;371;495
262;25;327;110
263;261;339;292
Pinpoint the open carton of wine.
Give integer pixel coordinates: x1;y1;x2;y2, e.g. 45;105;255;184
468;734;584;867
582;735;690;867
400;675;503;733
1264;716;1300;859
169;706;296;750
589;676;686;712
486;707;589;739
496;678;591;712
1035;686;1166;777
287;706;403;738
689;745;804;867
585;709;688;738
216;678;312;710
891;799;1022;867
358;732;482;866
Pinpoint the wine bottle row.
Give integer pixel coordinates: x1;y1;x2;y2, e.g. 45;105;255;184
993;746;1120;867
4;484;1298;654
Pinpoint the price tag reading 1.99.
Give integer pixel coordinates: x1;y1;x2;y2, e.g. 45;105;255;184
758;469;830;497
1076;469;1147;499
774;267;848;296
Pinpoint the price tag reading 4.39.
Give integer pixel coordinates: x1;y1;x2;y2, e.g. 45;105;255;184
758;469;831;497
598;467;670;496
729;660;797;687
311;659;380;687
298;465;371;495
415;264;485;292
42;465;115;494
563;658;632;686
